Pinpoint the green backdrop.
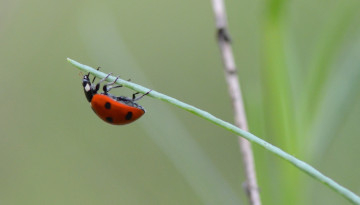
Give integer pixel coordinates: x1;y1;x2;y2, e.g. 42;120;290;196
1;0;359;204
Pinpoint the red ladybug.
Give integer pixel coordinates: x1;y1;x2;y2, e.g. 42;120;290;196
82;72;150;125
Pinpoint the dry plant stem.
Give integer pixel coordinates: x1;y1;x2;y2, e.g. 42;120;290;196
211;1;261;205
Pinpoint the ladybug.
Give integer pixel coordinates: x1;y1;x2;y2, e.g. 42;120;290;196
82;71;150;125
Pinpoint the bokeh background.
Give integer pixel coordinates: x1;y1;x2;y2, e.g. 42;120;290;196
1;0;360;204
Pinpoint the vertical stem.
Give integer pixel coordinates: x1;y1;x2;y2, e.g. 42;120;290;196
211;1;261;205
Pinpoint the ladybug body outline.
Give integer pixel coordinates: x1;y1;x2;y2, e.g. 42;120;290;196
82;72;149;125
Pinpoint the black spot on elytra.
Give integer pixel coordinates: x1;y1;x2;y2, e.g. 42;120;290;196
106;117;113;123
125;112;133;120
104;102;111;109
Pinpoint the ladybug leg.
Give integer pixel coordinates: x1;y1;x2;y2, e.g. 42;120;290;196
104;77;128;93
94;72;112;93
133;90;152;101
132;92;140;100
103;75;122;94
91;67;101;83
106;85;123;93
88;67;102;93
97;72;112;84
106;75;120;87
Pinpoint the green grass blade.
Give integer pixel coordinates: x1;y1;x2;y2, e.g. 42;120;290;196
68;58;360;204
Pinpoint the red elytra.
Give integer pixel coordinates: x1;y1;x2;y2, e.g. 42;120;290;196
90;94;145;125
82;71;150;125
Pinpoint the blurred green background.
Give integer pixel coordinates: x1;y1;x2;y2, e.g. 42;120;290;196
1;0;360;204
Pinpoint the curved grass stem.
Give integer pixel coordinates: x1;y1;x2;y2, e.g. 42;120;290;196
67;57;360;205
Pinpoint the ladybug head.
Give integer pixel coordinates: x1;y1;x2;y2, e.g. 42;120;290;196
82;73;99;102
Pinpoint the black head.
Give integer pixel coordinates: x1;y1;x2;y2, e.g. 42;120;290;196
82;73;100;102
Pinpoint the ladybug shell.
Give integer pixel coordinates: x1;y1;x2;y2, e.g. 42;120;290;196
90;94;145;125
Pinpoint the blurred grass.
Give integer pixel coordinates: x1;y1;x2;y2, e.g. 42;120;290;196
261;1;302;203
0;0;360;204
